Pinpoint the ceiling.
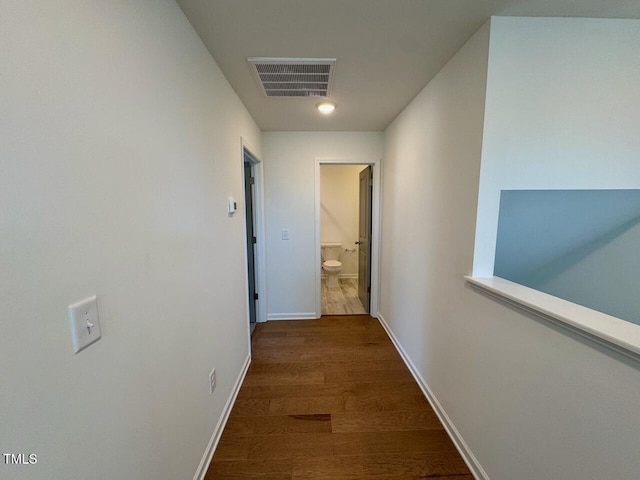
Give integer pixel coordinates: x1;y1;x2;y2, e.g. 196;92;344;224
176;0;640;132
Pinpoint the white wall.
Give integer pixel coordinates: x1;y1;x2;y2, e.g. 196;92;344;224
474;17;640;276
320;165;365;277
381;18;640;480
0;2;260;479
380;20;490;476
262;132;382;318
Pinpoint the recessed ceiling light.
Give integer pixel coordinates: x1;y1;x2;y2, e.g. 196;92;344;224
316;102;336;114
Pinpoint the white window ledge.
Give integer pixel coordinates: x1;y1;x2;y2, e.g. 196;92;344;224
465;276;640;361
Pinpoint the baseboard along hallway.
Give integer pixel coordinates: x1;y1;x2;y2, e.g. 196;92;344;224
204;315;472;479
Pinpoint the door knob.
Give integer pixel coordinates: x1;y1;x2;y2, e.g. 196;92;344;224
355;241;362;245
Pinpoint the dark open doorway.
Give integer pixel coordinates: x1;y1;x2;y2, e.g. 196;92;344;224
243;148;259;329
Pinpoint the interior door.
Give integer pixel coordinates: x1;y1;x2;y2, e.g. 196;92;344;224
244;162;257;325
357;166;373;311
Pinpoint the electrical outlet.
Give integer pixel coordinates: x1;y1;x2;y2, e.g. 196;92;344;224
209;368;216;395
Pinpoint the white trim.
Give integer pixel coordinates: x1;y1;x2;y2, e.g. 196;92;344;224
375;157;384;321
320;273;359;279
377;313;489;480
267;312;318;321
193;353;251;480
314;158;382;318
240;138;268;325
337;273;358;279
465;276;640;361
314;161;322;318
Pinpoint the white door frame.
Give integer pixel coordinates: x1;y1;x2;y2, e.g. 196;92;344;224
314;158;382;318
241;138;267;326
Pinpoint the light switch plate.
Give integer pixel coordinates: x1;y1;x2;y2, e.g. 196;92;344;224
209;368;216;395
228;198;237;215
68;295;101;353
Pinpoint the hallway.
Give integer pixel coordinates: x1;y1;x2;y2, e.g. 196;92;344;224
205;315;471;479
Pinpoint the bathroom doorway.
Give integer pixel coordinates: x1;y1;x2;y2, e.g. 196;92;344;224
318;163;374;315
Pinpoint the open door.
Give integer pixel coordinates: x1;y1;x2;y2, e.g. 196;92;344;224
357;166;373;311
244;161;257;326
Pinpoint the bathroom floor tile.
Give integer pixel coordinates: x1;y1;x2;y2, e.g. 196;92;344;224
321;278;367;315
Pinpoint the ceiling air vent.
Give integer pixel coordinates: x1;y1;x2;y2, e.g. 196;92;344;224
248;57;336;98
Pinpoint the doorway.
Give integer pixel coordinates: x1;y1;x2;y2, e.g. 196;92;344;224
317;162;377;316
242;144;265;334
244;161;257;326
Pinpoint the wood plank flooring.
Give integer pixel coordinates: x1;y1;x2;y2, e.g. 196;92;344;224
321;278;367;315
205;315;472;480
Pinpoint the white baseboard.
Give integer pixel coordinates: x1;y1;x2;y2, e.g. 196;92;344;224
338;273;358;279
267;312;318;320
377;313;489;480
320;273;358;279
193;353;251;480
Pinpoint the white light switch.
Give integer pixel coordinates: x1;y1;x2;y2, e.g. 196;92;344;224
281;229;289;240
68;295;101;353
209;368;216;395
228;198;237;215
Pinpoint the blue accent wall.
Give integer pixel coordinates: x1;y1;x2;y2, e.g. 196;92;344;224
494;190;640;325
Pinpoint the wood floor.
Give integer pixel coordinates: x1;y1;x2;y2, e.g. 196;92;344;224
321;278;367;315
204;315;472;480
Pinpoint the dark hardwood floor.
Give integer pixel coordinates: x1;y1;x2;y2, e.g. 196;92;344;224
204;315;472;480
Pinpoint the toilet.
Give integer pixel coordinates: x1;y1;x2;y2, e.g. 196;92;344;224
321;242;343;288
